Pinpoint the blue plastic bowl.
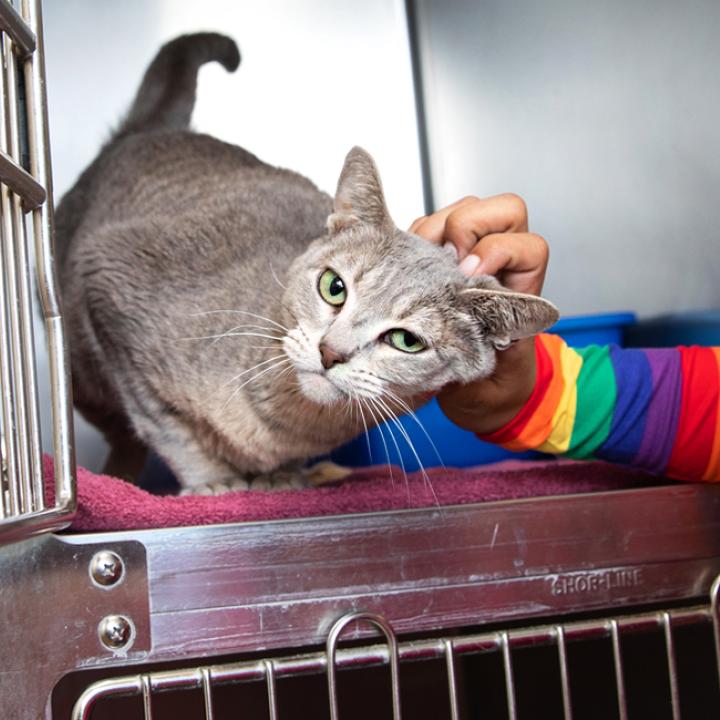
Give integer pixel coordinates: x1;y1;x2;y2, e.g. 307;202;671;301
331;312;637;470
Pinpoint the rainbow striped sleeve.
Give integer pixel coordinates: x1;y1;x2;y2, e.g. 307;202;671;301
480;335;720;482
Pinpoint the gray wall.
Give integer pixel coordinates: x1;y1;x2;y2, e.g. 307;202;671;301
415;0;720;316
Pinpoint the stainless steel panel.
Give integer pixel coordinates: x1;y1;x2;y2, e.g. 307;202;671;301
4;483;720;717
0;534;150;719
61;483;720;663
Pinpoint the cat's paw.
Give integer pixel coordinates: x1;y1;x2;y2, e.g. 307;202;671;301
179;461;354;494
303;460;353;487
181;477;250;495
247;461;352;490
247;470;307;492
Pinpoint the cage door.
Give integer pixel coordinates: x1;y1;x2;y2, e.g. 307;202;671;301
0;0;76;545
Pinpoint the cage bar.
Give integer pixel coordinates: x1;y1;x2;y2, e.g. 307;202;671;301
0;149;45;209
609;619;628;720
141;675;153;720
326;612;402;720
662;612;682;720
0;0;76;544
200;668;214;720
500;631;518;720
0;0;34;58
444;639;460;720
264;660;279;720
0;32;25;518
555;624;573;720
4;31;43;512
70;601;718;720
21;0;76;529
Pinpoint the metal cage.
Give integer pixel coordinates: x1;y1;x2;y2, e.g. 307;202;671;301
0;0;75;546
2;3;720;720
68;589;720;720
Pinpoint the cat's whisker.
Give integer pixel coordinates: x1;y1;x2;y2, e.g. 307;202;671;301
209;323;284;346
368;395;407;495
353;392;373;465
352;373;446;472
344;390;356;427
274;364;297;385
268;261;288;290
353;382;384;399
189;309;289;333
214;321;283;336
352;371;387;393
222;360;292;411
222;358;292;410
178;331;284;343
382;388;445;469
222;354;288;388
214;331;283;342
361;396;394;487
374;395;440;510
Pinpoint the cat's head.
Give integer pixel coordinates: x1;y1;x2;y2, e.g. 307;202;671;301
282;147;558;406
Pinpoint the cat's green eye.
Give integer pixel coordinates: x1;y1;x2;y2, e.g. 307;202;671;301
386;329;425;353
318;269;347;306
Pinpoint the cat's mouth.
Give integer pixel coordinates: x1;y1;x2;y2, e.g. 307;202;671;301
296;369;345;405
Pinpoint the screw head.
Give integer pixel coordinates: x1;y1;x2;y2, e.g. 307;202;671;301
90;550;124;587
99;615;133;650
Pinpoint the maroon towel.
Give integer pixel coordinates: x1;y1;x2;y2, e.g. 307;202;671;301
43;455;663;533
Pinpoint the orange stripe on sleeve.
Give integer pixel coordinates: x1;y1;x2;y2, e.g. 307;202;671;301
480;335;553;446
506;334;566;451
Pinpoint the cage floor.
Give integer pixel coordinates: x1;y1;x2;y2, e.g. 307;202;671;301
42;455;662;532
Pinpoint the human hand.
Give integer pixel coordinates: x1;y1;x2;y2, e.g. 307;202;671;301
410;195;550;434
409;194;548;294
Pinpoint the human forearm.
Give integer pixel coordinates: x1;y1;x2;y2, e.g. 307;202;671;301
477;336;720;482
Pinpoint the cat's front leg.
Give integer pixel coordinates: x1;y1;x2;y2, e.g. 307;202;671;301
189;460;353;493
244;460;312;491
120;388;252;495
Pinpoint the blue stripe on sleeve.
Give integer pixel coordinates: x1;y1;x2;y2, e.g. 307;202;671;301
595;346;653;465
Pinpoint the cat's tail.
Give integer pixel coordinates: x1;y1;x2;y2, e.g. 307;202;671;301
117;33;240;137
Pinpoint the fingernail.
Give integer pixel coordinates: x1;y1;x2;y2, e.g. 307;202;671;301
459;254;480;276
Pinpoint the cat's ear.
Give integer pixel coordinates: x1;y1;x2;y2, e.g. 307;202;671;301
327;146;394;235
459;287;559;350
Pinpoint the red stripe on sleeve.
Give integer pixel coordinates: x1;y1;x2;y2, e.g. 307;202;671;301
666;346;719;481
481;334;553;446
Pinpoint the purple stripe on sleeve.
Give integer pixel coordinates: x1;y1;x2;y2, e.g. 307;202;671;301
631;349;682;474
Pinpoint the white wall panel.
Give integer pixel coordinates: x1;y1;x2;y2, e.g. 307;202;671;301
41;0;423;469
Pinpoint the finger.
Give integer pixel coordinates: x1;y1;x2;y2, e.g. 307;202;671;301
408;196;478;242
459;232;549;295
443;193;529;259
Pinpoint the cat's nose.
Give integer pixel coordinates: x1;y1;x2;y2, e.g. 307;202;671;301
319;343;347;370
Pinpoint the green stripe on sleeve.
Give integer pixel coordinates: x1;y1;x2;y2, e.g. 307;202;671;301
566;345;617;459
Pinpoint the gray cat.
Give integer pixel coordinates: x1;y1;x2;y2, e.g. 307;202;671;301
55;33;558;492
